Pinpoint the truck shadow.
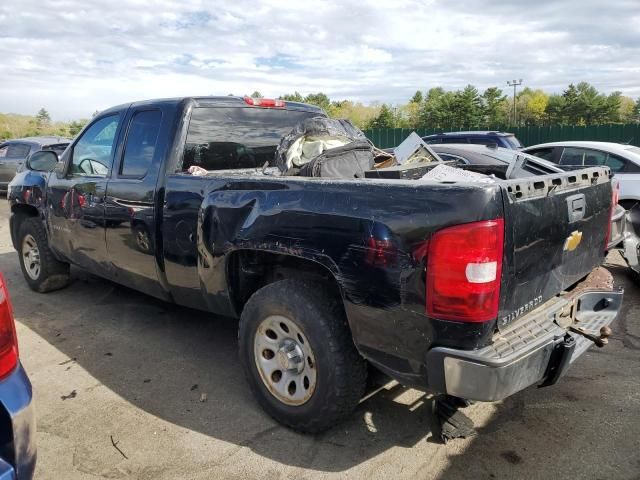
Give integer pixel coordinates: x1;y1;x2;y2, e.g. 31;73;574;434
1;253;437;472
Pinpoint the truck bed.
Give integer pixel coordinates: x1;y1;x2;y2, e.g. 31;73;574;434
160;165;612;381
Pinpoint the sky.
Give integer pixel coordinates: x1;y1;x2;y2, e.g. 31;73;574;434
1;0;639;120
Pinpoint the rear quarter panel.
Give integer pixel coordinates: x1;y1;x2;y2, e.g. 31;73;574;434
163;174;504;382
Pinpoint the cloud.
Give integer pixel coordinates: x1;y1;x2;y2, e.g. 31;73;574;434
0;0;638;119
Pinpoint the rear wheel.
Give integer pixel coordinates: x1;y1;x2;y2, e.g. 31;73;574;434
239;279;367;433
18;217;70;292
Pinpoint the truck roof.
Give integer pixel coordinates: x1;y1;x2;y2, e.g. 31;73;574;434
99;96;325;116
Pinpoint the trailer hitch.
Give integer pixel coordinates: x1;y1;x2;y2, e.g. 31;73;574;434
568;325;612;348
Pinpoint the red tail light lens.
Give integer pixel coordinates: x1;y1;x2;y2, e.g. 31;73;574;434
0;273;19;379
426;219;504;322
243;96;285;108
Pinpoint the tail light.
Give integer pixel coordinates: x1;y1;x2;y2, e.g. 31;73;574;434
0;273;19;379
243;96;285;108
604;180;619;251
426;219;504;322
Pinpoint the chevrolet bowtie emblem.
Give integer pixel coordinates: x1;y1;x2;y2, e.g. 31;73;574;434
564;230;583;252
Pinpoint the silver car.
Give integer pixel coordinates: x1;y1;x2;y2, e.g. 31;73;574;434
0;137;70;193
523;141;640;210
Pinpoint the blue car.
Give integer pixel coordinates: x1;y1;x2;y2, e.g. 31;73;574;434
0;272;35;480
422;131;524;149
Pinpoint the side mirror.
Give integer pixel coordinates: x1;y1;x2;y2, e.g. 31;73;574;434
27;150;59;172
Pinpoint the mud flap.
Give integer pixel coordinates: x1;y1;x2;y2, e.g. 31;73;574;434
434;395;477;443
539;334;576;388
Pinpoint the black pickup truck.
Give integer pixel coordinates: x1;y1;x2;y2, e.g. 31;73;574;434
8;96;622;432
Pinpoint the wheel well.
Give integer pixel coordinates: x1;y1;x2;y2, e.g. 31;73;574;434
227;250;343;315
10;204;39;250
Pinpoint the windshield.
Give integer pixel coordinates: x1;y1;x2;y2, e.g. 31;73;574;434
503;135;523;149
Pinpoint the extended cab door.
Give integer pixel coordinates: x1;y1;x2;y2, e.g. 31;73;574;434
104;107;169;299
46;113;124;275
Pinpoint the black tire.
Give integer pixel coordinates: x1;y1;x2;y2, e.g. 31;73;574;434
239;279;367;433
17;217;70;292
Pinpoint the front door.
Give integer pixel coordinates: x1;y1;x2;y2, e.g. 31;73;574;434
47;113;124;276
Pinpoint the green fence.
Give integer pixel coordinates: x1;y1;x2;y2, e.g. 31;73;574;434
364;124;640;149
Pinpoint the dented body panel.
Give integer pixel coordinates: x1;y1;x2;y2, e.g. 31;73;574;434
8;96;620;392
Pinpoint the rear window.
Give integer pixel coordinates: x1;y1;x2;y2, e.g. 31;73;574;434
43;143;69;157
605;154;626;172
502;135;523;149
183;107;321;171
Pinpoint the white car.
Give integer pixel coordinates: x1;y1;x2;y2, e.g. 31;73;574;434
523;141;640;209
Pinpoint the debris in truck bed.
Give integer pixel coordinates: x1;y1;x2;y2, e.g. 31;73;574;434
275;117;367;173
421;164;496;183
393;132;441;165
188;165;208;176
365;161;457;180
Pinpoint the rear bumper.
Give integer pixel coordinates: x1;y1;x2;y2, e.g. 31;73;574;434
0;364;36;480
426;280;623;402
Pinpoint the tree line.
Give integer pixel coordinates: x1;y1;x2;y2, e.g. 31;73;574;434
281;82;640;130
0;108;88;140
2;83;639;141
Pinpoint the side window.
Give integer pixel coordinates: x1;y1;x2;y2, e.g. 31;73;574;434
71;114;120;177
606;154;627;173
623;159;640;173
441;137;466;144
6;143;31;158
469;138;495;146
582;149;607;166
527;148;555;162
559;147;586;166
120;110;162;178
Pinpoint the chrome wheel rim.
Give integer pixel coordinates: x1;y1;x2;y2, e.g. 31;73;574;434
254;315;317;406
22;234;41;280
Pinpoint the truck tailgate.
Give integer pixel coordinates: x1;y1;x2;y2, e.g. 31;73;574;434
498;167;612;329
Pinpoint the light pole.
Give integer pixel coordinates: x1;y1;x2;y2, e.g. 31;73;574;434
507;79;523;126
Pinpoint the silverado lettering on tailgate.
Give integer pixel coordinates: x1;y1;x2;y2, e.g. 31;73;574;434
500;295;543;327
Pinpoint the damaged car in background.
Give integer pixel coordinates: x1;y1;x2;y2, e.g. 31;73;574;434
8;96;623;436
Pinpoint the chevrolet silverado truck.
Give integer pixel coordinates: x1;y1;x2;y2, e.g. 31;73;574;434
8;96;623;433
